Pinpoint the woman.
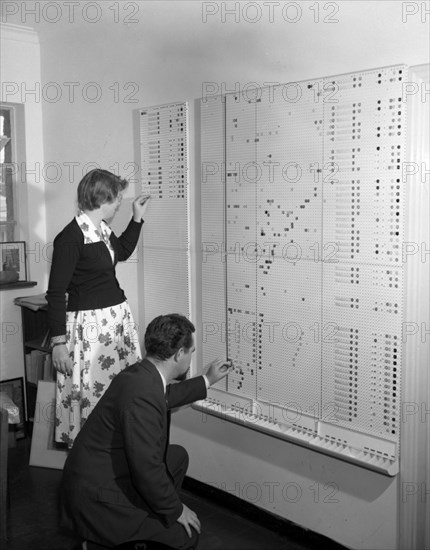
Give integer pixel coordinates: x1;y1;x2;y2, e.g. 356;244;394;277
46;168;150;447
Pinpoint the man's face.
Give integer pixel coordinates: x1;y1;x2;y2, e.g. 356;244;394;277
175;334;196;381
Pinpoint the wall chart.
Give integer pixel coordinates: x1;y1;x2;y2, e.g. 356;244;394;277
140;101;190;326
198;65;407;475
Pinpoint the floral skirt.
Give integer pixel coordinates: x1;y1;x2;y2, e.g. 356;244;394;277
55;300;141;447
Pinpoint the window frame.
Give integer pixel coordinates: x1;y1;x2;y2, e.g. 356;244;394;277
0;102;25;243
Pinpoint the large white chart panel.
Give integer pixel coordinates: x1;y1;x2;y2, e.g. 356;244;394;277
255;82;324;261
198;65;407;475
257;260;322;410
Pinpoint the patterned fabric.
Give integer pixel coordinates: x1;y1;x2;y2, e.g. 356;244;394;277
55;212;141;448
75;210;114;261
55;301;141;447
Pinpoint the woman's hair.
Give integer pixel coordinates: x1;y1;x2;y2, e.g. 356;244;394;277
77;169;128;211
144;314;195;360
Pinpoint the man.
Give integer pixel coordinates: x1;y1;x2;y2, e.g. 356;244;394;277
61;314;232;550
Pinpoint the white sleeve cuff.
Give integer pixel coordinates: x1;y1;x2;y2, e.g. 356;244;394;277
203;374;210;390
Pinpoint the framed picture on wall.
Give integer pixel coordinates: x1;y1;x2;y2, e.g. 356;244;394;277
0;241;27;283
0;376;26;438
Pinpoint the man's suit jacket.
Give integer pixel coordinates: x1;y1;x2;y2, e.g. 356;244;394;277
60;358;207;547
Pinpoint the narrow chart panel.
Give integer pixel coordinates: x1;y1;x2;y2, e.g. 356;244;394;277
201;96;227;390
225;94;257;396
140;102;189;326
226;257;257;397
321;67;405;455
198;65;406;475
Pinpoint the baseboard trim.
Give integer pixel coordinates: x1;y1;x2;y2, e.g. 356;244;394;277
182;476;348;549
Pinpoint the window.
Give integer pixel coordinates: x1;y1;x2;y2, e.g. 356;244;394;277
0;105;17;242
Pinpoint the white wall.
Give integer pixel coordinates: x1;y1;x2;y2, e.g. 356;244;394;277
0;1;428;548
0;23;46;381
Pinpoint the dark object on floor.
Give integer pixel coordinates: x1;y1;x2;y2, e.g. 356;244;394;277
114;540;177;549
80;540;176;550
0;407;8;541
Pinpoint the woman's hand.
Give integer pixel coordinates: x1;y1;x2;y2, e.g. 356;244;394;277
132;193;151;222
52;344;73;376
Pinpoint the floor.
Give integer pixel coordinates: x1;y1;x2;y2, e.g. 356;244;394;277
5;437;348;550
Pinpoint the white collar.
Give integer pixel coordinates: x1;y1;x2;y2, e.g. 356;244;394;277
75;211;112;244
76;211;114;261
155;367;167;395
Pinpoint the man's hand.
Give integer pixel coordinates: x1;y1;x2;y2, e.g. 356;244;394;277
177;504;201;538
132;193;151;222
204;358;233;386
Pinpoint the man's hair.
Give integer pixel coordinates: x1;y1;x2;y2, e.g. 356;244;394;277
77;168;128;211
144;314;195;360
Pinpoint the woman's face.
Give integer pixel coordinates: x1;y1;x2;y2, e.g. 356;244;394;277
101;192;123;220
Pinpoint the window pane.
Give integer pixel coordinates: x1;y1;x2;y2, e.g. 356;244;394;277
0;110;12;163
0;108;15;241
0;165;14;222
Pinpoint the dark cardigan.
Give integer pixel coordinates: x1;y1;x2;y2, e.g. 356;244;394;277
46;217;143;336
